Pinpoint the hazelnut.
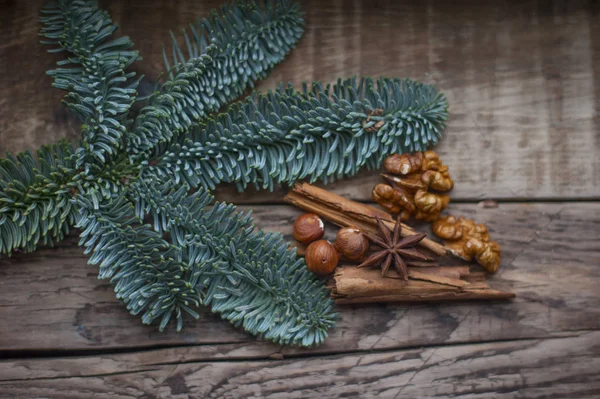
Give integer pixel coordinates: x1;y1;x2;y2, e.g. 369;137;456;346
334;227;369;260
293;213;324;244
305;240;339;276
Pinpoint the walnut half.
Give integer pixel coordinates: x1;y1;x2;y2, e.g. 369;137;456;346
372;183;415;220
372;151;453;222
432;215;501;273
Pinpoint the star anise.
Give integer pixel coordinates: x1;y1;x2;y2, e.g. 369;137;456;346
358;216;432;279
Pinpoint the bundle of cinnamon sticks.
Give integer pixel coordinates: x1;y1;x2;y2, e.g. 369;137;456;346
284;182;515;304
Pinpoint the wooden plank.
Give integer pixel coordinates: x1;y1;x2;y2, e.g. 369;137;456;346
1;331;598;398
1;0;598;200
1;202;598;354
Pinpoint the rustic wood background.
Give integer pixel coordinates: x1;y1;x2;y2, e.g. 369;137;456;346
1;0;599;398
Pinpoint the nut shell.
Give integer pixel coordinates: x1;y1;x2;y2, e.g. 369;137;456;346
305;240;339;276
293;213;325;244
334;227;369;260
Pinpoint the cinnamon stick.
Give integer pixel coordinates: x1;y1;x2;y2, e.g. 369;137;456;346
409;265;470;278
328;265;515;304
285;192;378;235
384;266;470;285
407;269;470;288
292;182;392;223
284;182;447;256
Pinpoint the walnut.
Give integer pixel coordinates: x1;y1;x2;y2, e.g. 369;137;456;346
421;168;453;191
384;152;424;175
383;173;427;191
373;151;453;222
421;150;444;171
384;150;444;176
432;216;501;273
372;183;414;220
413;190;450;222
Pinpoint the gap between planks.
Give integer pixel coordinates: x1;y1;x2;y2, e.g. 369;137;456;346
0;329;597;365
1;330;598;381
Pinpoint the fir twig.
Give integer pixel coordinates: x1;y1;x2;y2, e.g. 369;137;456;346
76;188;201;332
130;178;336;344
128;0;304;155
40;0;141;169
145;77;448;191
0;141;78;255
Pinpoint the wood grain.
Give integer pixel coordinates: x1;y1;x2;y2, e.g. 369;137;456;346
1;203;598;355
1;0;598;200
1;332;598;398
1;1;599;397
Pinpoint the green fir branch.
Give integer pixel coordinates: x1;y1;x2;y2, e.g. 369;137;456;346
130;178;336;345
145;77;448;191
2;0;143;255
75;189;202;332
40;0;141;169
0;141;78;256
128;0;304;155
0;142;141;257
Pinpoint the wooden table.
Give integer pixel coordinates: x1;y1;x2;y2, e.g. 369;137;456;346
1;1;599;397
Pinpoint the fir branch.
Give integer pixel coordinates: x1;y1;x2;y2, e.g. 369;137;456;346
128;0;304;155
75;189;201;332
0;141;78;256
130;178;336;345
0;141;140;257
145;77;448;191
40;0;140;169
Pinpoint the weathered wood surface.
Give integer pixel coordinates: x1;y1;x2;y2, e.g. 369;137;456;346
1;0;599;200
2;331;599;398
1;0;600;397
